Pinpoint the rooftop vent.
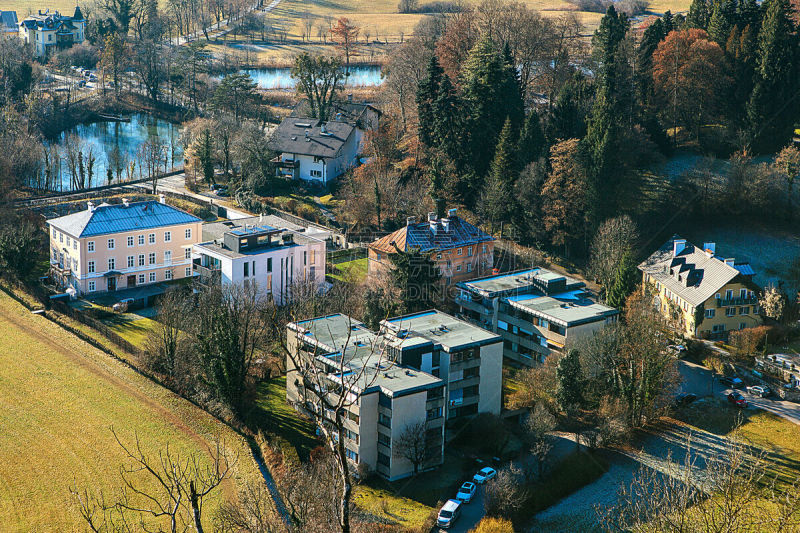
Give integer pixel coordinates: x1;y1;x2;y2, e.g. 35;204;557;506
703;242;716;256
295;122;312;128
406;216;416;226
320;122;330;135
724;258;735;266
447;208;457;218
87;201;95;213
304;129;310;141
159;194;166;204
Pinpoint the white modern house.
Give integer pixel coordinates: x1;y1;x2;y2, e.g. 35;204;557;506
19;7;85;58
270;118;359;185
192;216;326;304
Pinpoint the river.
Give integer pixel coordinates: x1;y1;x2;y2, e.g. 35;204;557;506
236;64;383;89
50;114;183;192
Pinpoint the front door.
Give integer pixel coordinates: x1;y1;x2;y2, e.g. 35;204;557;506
108;277;117;291
127;275;136;288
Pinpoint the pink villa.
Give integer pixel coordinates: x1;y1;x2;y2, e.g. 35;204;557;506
47;196;202;295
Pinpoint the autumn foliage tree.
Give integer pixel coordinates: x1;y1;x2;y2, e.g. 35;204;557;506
541;138;588;257
652;29;729;141
330;17;359;75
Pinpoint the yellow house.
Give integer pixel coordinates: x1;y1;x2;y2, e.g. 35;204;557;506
638;237;761;340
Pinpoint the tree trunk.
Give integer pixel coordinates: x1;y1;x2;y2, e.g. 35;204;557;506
335;416;352;533
190;480;204;533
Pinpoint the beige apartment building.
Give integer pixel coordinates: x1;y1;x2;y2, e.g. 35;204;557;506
47;197;202;295
286;310;502;481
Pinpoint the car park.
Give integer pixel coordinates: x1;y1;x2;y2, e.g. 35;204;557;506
473;467;497;484
747;385;771;397
727;391;747;407
720;376;744;388
436;499;461;529
455;481;476;503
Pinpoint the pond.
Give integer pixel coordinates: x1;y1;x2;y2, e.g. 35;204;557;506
237;64;383;90
50;113;183;192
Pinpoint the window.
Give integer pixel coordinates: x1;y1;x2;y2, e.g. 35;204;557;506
88;281;95;291
185;248;191;259
740;306;749;315
456;264;462;272
149;253;156;265
127;236;134;247
267;257;272;272
185;228;192;239
310;169;323;178
377;452;390;467
244;262;250;278
427;407;443;420
72;240;77;251
467;263;473;273
59;232;63;243
310;249;315;265
164;231;171;242
66;236;70;247
482;244;487;253
165;269;172;280
347;411;359;424
378;413;391;428
138;254;145;267
185;267;192;277
108;258;115;270
468;247;473;256
740;288;748;298
107;239;115;250
164;250;172;263
378;432;391;446
52;248;57;261
88;261;95;273
345;449;359;463
138;235;145;245
345;429;359;444
266;274;272;293
88;241;94;252
436;253;442;260
376;253;381;261
52;228;56;238
138;274;145;284
753;306;760;315
147;272;155;282
726;307;736;317
149;233;155;244
705;308;715;318
457;248;463;256
725;289;733;300
127;256;134;268
378;393;392;408
303;251;307;266
739;322;746;330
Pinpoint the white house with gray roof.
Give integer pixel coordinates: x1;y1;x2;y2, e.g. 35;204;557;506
456;267;619;366
286;310;501;480
19;7;85;57
269;117;359;184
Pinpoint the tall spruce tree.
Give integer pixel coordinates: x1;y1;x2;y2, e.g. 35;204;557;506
556;349;584;410
606;250;638;309
517;110;547;168
416;55;443;148
431;73;463;170
708;1;732;44
389;245;441;313
480;118;517;233
663;10;675;33
638;18;666;108
736;0;761;30
686;0;711;29
747;0;798;152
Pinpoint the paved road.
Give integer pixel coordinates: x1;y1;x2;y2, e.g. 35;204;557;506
678;359;800;425
136;173;253;220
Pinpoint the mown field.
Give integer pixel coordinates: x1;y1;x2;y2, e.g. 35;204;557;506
0;292;265;531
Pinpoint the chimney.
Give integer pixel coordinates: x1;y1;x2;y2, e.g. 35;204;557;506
304;129;310;141
724;258;735;266
122;198;129;207
159;194;166;204
703;242;716;256
320;122;327;134
87;201;95;213
428;212;438;233
672;238;687;257
447;208;457;218
406;216;416;226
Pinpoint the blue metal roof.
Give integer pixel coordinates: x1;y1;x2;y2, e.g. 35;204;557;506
49;201;200;238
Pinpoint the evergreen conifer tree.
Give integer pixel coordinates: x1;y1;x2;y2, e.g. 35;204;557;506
606;250;637;309
686;0;711;29
709;1;732;44
431;73;462;169
747;0;798;152
480;118;517;233
389;245;441;313
556;349;584;410
663;10;674;33
416;55;443;148
517;110;547;168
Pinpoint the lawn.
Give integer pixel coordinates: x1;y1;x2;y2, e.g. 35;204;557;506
98;311;160;349
0;292;265;531
329;257;368;283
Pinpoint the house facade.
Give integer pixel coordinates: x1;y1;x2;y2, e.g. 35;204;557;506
270;118;359;184
639;237;762;340
19;7;85;58
456;268;619;366
286;310;501;481
192;216;326;305
290;98;381;152
47;197;202;295
368;208;495;294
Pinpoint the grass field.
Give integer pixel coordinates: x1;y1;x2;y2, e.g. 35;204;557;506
329;257;368;283
0;292;265;530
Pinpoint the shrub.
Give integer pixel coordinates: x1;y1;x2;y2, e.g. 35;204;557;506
470;517;514;533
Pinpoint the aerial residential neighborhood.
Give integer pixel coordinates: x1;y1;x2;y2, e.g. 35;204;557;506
3;0;800;531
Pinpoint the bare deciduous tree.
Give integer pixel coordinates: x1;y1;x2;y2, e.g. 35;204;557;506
484;463;529;519
394;421;427;475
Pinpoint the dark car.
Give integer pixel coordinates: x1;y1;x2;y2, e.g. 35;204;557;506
674;393;698;407
720;376;744;388
727;391;747;407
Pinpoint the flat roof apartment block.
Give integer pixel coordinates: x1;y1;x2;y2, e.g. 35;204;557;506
456;268;619;366
286;310;502;480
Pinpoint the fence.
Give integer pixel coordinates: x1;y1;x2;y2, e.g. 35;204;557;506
327;247;367;265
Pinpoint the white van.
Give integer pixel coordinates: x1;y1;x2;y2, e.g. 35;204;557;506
436;499;461;529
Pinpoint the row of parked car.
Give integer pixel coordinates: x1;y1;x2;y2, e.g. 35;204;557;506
720;375;773;408
436;467;497;529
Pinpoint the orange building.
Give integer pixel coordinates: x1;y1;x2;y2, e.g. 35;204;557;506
367;208;495;294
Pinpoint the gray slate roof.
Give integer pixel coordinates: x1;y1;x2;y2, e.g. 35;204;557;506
48;201;200;238
269;117;355;158
0;11;18;30
638;237;744;307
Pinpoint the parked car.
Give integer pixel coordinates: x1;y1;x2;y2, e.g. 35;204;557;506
436;499;461;529
727;391;748;408
455;481;476;503
215;188;229;197
473;467;497;484
668;344;687;355
673;392;698;406
747;385;771;397
720;376;744;388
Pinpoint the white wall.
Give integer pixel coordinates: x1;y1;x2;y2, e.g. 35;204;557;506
478;341;503;415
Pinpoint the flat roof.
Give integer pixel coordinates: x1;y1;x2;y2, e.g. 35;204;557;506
459;267;583;297
507;290;619;327
288;314;443;396
383;309;501;351
202;215;305;242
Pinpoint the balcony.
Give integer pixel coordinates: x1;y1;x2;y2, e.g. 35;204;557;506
193;263;220;284
716;296;758;308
